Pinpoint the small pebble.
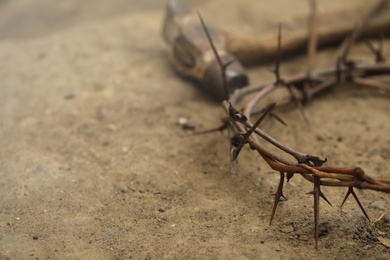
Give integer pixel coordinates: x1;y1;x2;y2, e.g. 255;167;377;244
158;205;167;212
33;235;38;240
299;234;309;241
177;117;196;130
64;93;75;100
107;124;118;131
280;226;294;233
177;117;188;125
370;200;386;210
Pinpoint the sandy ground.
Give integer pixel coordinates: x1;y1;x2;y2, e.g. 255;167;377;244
0;0;389;259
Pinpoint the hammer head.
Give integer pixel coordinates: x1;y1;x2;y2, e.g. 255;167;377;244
202;54;248;101
162;0;248;101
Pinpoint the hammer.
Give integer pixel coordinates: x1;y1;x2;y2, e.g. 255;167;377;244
162;0;390;101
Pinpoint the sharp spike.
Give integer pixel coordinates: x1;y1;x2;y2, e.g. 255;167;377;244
197;12;232;99
269;112;287;126
340;187;370;220
286;84;311;124
274;24;283;84
286;172;295;182
346;187;370;221
192;124;227;135
233;103;275;160
310;175;321;250
319;191;332;207
269;172;286;225
340;187;353;208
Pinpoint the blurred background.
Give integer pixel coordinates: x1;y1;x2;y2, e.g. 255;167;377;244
0;0;172;40
0;0;370;41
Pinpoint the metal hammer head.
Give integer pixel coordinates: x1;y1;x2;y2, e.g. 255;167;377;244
162;0;248;101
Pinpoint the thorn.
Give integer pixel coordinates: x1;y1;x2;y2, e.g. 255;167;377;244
270;172;286;225
319;191;332;207
378;33;385;62
286;172;294;182
340;187;370;221
198;12;232;99
192;124;227;135
197;12;223;70
286;84;311;124
307;0;318;75
364;39;386;63
269;112;287;126
340;187;351;208
310;175;321;250
269;192;287;200
335;57;342;83
274;23;283;85
254;105;287;126
233;103;275;160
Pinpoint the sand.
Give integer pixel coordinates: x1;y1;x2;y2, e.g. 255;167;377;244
0;0;389;259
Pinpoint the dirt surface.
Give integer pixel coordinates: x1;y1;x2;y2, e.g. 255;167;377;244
0;0;389;259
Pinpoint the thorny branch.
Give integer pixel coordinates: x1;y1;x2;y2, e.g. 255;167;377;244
198;0;390;250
